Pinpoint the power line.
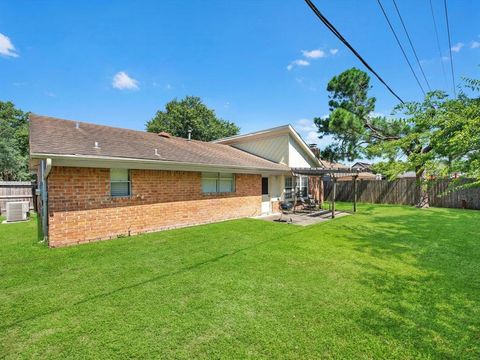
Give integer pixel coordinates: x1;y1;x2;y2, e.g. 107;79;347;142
429;0;448;89
444;0;456;97
376;0;426;97
392;0;431;92
303;0;405;104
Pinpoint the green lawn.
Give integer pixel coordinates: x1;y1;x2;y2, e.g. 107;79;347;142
1;204;479;359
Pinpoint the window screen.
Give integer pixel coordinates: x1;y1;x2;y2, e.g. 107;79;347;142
202;172;235;193
110;169;131;197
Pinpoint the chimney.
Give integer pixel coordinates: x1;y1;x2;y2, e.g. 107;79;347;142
187;128;192;141
158;132;171;138
308;143;320;158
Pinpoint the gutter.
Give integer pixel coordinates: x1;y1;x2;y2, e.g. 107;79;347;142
30;153;290;175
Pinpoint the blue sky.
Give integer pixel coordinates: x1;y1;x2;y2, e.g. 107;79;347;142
1;0;479;151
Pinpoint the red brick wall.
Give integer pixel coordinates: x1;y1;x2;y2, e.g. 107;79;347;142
47;167;261;247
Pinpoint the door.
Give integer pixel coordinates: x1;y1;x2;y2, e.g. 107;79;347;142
261;177;270;214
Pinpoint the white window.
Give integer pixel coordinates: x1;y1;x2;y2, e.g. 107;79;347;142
202;172;235;193
285;176;293;199
297;176;308;197
110;169;131;197
285;176;308;199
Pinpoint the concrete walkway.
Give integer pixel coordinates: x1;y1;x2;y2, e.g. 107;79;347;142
256;210;350;226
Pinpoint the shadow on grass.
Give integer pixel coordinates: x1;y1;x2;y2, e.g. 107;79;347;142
341;207;480;357
0;223;310;331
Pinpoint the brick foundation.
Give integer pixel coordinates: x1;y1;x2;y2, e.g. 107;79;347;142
47;167;261;247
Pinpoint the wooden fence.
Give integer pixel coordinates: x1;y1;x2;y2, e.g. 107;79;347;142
324;179;480;210
0;181;35;215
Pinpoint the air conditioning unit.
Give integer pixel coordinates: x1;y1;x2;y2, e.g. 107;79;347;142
6;201;29;222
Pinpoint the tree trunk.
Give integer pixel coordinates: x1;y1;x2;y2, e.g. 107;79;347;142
415;167;429;208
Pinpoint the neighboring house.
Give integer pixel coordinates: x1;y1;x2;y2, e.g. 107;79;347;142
29;116;322;247
397;171;417;179
351;162;372;171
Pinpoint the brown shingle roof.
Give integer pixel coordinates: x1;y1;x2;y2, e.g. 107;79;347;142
29;114;290;172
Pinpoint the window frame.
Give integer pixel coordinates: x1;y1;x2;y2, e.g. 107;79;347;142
110;168;131;198
202;172;235;194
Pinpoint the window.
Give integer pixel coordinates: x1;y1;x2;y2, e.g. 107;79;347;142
110;169;131;197
202;172;235;193
297;176;308;197
285;176;308;199
285;176;293;199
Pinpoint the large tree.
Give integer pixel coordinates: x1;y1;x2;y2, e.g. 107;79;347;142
314;68;448;207
0;101;30;181
146;96;239;141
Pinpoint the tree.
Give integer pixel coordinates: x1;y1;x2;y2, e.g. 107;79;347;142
0;101;30;181
319;144;345;163
432;80;480;186
146;96;239;141
314;68;447;207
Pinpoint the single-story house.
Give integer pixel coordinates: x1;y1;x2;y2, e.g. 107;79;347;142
30;115;328;247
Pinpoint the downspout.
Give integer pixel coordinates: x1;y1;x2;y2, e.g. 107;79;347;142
44;158;52;178
41;158;52;243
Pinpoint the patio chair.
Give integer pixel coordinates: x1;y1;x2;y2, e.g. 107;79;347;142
275;201;294;223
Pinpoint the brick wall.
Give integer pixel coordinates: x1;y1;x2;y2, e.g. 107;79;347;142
47;167;261;247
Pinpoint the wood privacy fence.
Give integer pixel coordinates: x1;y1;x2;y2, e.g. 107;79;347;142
0;181;35;215
324;179;480;210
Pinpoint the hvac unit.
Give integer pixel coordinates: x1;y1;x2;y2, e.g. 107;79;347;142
6;201;29;222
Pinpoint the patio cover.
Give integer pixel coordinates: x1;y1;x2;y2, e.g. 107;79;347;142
291;167;365;217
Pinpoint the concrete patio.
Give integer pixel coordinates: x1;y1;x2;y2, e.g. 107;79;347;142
257;210;350;226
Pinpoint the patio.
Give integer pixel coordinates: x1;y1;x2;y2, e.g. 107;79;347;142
258;209;350;226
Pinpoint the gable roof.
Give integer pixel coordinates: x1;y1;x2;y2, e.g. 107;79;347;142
213;124;322;167
29;114;290;172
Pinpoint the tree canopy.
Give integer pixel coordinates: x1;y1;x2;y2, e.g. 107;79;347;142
146;96;239;141
0;101;30;181
314;67;480;207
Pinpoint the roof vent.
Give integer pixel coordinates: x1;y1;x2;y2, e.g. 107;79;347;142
75;122;80;129
154;148;160;156
158;132;171;138
187;129;192;141
94;141;100;149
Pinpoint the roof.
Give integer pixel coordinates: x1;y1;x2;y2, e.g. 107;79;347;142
29;114;290;172
352;161;372;169
213;124;322;167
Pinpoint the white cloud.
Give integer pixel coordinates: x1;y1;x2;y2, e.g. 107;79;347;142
306;131;319;144
451;42;464;53
329;48;339;55
112;71;139;90
296;118;316;132
0;33;19;57
441;55;450;62
301;49;326;59
471;41;480;49
287;59;310;71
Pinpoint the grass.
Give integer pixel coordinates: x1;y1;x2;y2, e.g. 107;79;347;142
1;204;479;359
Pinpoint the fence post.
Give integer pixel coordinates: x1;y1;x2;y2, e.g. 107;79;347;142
353;175;358;212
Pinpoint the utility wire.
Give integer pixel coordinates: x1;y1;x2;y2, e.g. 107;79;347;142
304;0;405;104
429;0;448;89
376;0;426;97
392;0;431;91
444;0;456;97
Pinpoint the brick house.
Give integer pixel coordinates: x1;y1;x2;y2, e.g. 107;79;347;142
30;114;324;247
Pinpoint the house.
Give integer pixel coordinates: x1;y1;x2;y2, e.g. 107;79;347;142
351;162;372;171
29;115;324;247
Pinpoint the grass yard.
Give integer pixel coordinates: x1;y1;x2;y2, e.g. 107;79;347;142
1;204;479;359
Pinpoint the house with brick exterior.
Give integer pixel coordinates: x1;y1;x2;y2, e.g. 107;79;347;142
29;114;324;247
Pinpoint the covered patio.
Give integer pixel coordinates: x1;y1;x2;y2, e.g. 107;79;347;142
290;167;365;219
